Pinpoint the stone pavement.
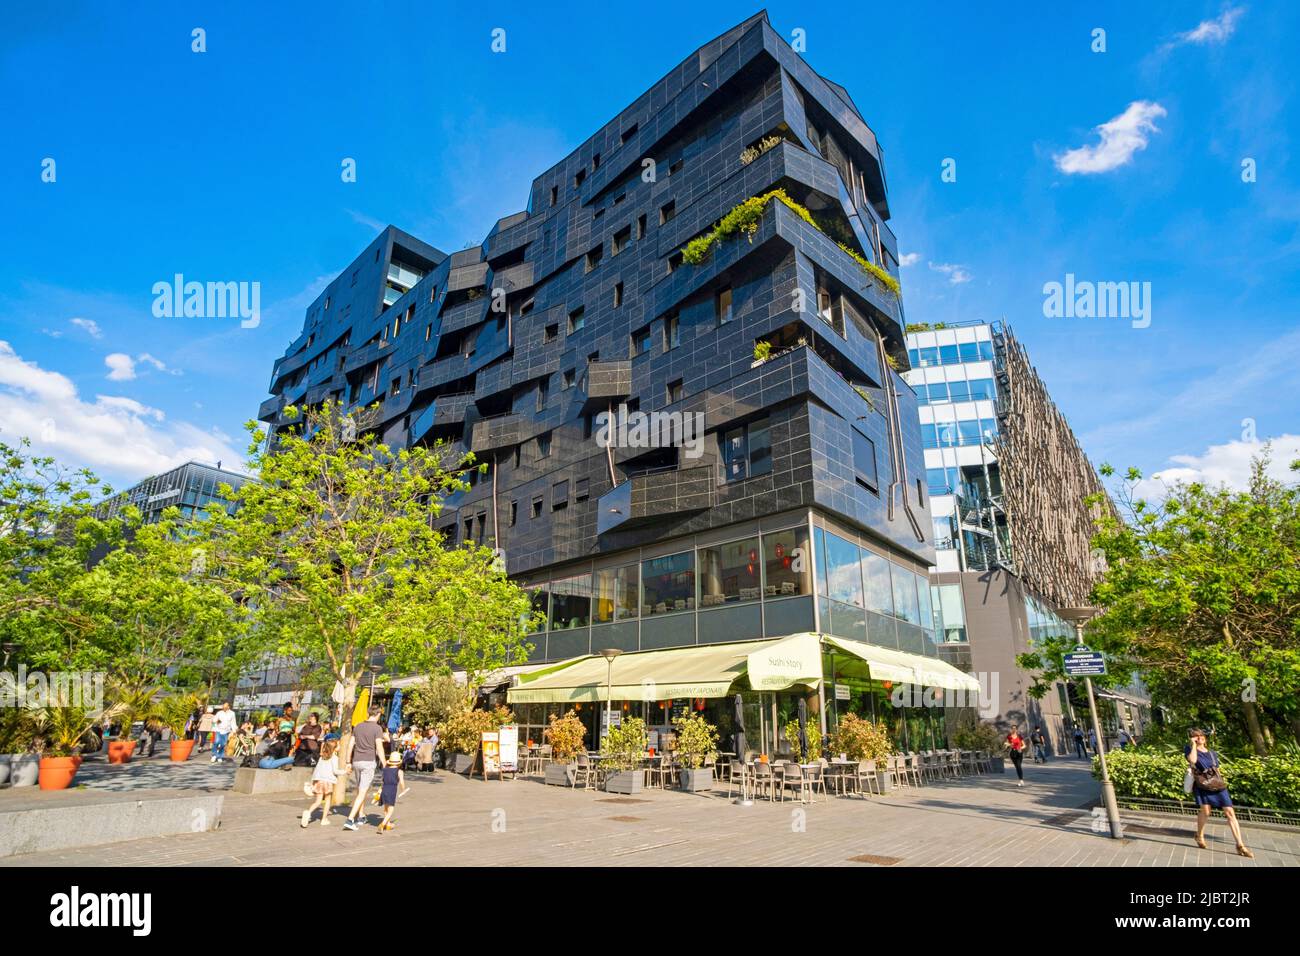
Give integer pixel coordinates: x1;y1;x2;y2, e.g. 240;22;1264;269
3;759;1296;866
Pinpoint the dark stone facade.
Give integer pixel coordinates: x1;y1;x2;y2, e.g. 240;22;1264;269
260;13;933;661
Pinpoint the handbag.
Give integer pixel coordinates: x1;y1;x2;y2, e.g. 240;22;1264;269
1192;752;1227;793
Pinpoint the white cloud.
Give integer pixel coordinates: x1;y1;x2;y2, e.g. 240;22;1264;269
137;353;180;376
1132;435;1300;500
70;317;102;339
928;262;972;285
104;353;136;381
0;340;245;483
1170;7;1244;48
1054;101;1167;175
898;252;921;267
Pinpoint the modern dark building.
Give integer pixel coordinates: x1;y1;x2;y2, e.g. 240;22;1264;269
904;320;1150;751
260;13;970;753
94;460;248;524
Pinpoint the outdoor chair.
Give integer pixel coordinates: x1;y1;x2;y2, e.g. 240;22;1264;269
778;762;806;803
574;752;598;790
751;762;775;801
856;759;881;797
908;754;926;786
804;764;825;802
725;759;749;798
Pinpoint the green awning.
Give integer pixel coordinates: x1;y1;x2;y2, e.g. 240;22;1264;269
824;635;981;692
507;638;804;705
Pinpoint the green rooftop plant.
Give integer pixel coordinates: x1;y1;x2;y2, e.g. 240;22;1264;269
753;340;773;363
740;134;784;166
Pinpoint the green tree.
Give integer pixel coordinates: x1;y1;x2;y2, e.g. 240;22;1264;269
1070;454;1299;755
204;401;536;726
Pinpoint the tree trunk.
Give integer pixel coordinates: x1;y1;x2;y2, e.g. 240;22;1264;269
1242;699;1269;757
332;676;360;804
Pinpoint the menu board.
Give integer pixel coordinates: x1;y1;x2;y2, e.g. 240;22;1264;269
498;725;519;773
481;731;500;776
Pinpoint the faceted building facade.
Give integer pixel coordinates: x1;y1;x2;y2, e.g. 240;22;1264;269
259;13;940;725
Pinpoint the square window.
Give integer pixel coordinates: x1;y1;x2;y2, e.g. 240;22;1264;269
574;168;586;189
669;157;683;175
621;123;638;145
537;431;552;458
667;378;683;403
552;479;569;510
663;313;680;350
544;323;558;343
562;368;576;390
631;326;651;357
585;245;603;272
568;307;585;334
575;477;590;501
531;496;543;519
659;200;676;225
611;225;631;256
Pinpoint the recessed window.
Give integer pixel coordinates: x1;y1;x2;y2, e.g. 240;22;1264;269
611;225;631;256
575;478;590;501
667;251;683;273
544;323;559;343
531;495;543;519
568;307;585;334
716;287;733;326
549;186;558;206
520;298;535;315
509;500;518;526
537;431;552;458
537;378;550;411
390;377;401;397
591;153;600;171
659;200;676;225
552;479;569;511
669;157;683;176
562;368;576;390
663;313;680;350
424;323;432;341
852;427;879;493
574;168;586;189
613;282;624;307
636;214;646;240
667;378;683;403
621;123;638;145
585;245;603;272
613;193;625;206
631;326;651;357
721;418;772;482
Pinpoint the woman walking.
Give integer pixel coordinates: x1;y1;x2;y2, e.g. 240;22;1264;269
1005;724;1027;787
1186;729;1253;858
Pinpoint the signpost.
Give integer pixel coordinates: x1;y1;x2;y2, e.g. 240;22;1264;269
1057;623;1123;840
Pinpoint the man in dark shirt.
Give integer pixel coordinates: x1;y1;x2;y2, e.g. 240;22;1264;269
343;706;387;831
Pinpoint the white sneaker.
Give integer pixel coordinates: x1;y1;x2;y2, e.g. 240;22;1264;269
1017;780;1024;787
300;811;310;828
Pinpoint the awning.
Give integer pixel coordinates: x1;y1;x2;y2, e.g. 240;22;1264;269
508;638;806;705
824;635;981;692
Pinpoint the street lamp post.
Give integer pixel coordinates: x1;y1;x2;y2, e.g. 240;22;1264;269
1059;606;1123;840
598;648;623;744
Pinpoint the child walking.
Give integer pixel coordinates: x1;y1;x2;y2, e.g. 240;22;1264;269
377;750;408;833
301;739;340;828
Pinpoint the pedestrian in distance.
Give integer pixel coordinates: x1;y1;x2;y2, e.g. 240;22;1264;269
1030;725;1048;764
1072;726;1087;759
1186;728;1252;858
1005;724;1027;787
343;705;387;831
196;706;214;753
1088;727;1098;754
210;702;238;763
302;739;341;828
376;750;408;834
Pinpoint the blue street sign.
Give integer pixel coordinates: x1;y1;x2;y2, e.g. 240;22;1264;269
1063;650;1107;677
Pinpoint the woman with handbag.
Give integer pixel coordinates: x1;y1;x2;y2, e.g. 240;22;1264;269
1185;728;1252;857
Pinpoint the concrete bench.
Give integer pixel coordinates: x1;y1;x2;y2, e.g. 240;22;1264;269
232;765;314;795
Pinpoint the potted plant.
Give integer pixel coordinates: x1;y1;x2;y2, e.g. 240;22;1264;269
751;340;773;368
0;703;38;787
435;706;512;775
107;684;161;764
543;710;586;786
672;713;719;791
160;693;200;762
34;702;124;790
600;717;648;794
953;718;1006;773
828;713;894;791
782;718;823;764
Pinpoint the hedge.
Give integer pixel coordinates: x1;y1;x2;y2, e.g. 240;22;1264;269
1097;748;1300;812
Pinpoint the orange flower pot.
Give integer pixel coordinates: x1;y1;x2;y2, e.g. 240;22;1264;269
169;739;196;762
107;740;134;764
38;756;79;790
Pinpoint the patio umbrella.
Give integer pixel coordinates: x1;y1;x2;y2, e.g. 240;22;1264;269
387;689;404;733
798;698;808;762
350;688;370;730
732;694;746;759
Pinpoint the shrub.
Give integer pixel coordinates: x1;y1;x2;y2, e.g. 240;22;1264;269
1100;748;1300;811
600;717;648;772
672;712;719;769
783;718;822;762
951;717;1004;753
436;706;512;756
828;713;892;763
403;674;466;729
544;709;587;763
753;341;773;363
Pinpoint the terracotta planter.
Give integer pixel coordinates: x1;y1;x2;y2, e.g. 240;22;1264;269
38;756;79;790
169;738;196;762
107;740;134;764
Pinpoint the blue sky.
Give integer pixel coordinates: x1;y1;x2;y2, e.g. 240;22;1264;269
2;1;1297;492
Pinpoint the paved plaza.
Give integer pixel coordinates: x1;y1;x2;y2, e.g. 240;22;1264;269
3;756;1296;867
